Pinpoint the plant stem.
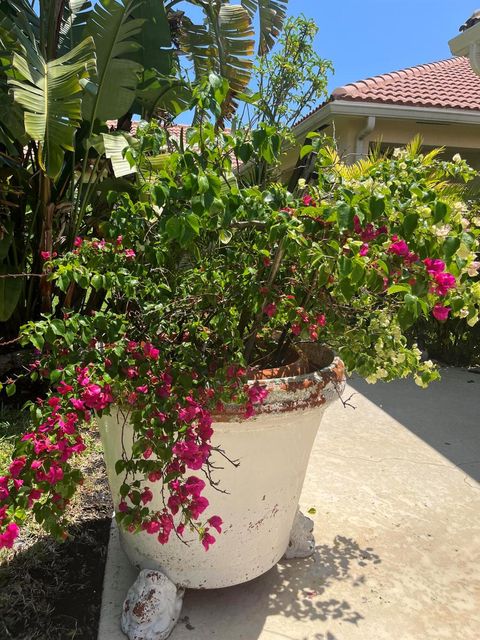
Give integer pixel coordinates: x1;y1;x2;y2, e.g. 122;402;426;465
244;239;285;364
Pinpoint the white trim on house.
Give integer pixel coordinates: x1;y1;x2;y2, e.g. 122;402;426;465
294;100;480;139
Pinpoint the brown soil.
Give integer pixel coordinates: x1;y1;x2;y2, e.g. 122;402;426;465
0;438;113;640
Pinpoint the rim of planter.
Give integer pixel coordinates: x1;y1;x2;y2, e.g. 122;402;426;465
213;343;346;422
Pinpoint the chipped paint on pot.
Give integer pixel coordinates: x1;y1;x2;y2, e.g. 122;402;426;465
99;345;345;589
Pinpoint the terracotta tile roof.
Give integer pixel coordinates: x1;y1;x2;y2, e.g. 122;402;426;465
106;122;231;138
106;121;193;138
296;57;480;127
332;57;480;110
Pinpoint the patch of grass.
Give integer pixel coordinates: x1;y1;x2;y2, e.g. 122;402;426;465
0;404;31;470
0;409;112;640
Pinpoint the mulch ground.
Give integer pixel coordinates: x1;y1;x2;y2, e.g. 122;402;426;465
0;414;113;640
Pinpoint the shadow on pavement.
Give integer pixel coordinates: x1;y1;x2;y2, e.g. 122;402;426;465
349;368;480;482
177;536;380;640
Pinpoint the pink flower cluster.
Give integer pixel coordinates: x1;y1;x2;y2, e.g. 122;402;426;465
0;337;248;553
263;302;277;319
387;236;418;264
0;372;114;549
71;236;136;261
164;477;222;549
353;215;387;243
423;259;455;321
172;397;213;470
244;382;269;418
0;521;19;549
291;308;327;341
113;383;220;548
424;259;456;297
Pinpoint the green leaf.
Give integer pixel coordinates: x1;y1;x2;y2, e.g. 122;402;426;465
166;216;183;241
402;214;418;240
350;261;365;285
186;213;200;235
338;256;352;277
339;278;355;301
300;144;314;160
197;174;209;194
337;203;354;230
10;37;96;178
219;229;233;244
50;369;62;384
180;4;254;116
102;133;136;177
91;274;104;291
115;460;126;475
30;333;45;351
241;0;287;55
83;0;144;122
434;201;447;223
404;293;419;309
398;306;415;331
387;284;411;295
443;237;461;260
0;269;23;322
307;507;317;515
6;383;16;397
317;264;329;287
129;0;172;75
369;196;385;216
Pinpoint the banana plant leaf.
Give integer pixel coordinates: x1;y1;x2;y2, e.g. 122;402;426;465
180;4;254;115
82;0;145;123
0;267;23;323
241;0;288;55
9;36;96;178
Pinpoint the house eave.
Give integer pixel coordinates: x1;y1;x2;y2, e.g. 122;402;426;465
449;21;480;56
293;100;480;139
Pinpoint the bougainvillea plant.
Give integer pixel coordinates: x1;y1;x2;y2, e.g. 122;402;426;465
0;125;479;552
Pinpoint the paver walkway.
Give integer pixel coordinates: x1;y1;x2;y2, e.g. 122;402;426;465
98;368;480;640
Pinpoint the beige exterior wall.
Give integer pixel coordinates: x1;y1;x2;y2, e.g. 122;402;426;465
283;110;480;182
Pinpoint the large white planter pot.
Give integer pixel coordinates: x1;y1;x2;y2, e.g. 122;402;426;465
99;345;345;590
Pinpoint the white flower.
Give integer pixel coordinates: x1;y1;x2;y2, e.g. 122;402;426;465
434;224;451;237
452;153;462;163
414;374;428;389
467;261;480;277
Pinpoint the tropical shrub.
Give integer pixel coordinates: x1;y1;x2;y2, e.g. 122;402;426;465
0;125;478;551
0;0;287;334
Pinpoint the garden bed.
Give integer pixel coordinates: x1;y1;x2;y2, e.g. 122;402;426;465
0;409;112;640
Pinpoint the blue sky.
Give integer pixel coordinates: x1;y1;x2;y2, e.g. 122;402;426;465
285;0;476;92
